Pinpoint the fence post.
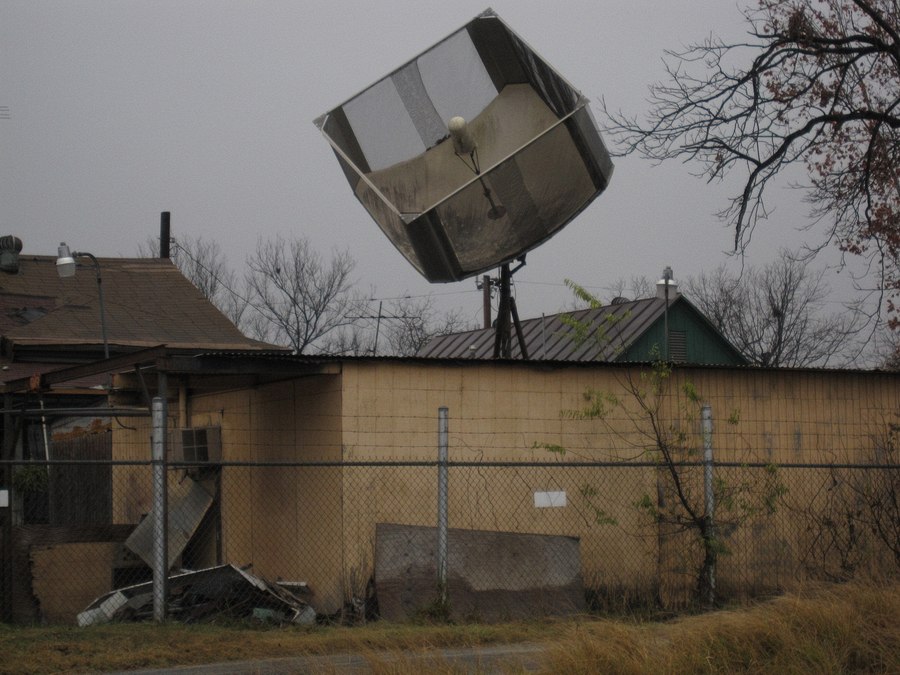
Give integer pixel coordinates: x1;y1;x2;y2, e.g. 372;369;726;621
702;405;714;519
151;395;168;622
701;404;715;602
1;394;13;622
437;407;448;601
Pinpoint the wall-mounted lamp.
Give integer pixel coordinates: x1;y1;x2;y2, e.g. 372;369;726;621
56;242;109;359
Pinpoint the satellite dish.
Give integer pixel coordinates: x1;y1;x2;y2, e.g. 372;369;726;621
314;8;614;284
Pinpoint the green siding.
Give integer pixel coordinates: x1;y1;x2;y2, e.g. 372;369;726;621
617;303;746;365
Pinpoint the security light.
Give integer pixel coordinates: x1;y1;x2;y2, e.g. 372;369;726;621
55;242;109;359
56;242;76;278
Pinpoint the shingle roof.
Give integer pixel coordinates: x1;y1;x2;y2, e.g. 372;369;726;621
418;296;673;361
0;255;275;355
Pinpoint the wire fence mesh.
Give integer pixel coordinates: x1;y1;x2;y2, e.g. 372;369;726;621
3;361;899;625
3;452;897;625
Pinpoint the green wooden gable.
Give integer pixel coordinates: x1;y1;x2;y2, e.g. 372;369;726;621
618;298;747;365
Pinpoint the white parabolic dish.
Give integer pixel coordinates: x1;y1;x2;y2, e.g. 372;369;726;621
315;9;614;283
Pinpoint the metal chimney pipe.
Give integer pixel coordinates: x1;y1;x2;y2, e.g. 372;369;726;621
160;212;171;259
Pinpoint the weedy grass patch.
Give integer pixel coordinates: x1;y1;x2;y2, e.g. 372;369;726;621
542;581;900;674
1;581;897;674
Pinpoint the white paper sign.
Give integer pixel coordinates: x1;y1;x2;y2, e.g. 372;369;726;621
534;490;567;508
0;489;8;508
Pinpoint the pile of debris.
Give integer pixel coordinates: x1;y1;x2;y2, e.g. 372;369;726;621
78;564;315;627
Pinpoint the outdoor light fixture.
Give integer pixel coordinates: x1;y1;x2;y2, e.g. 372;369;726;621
56;242;109;359
55;243;76;277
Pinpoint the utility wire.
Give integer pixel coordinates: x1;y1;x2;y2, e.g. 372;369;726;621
366;288;479;302
515;279;606;291
168;239;261;316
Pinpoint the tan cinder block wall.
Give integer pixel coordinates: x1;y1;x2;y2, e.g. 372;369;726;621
110;416;158;525
110;360;899;611
185;375;345;613
339;361;664;600
661;367;900;600
664;367;899;462
339;361;900;603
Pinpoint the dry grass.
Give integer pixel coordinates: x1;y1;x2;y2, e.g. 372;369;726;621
1;581;897;674
542;581;900;674
0;619;544;674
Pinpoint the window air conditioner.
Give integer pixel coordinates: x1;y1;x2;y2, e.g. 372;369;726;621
169;427;222;464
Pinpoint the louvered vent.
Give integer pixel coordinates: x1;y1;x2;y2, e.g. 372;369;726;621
669;331;687;363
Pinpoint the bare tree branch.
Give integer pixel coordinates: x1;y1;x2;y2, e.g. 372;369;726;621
244;235;357;354
384;296;472;357
601;1;900;323
684;250;864;366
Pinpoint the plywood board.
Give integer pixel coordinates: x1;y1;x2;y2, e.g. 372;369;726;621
31;542;119;624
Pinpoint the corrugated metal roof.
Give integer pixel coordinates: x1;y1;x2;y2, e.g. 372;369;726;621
418;297;672;361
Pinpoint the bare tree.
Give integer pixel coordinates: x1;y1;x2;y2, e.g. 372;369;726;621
383;296;472;356
565;277;656;312
601;1;900;321
786;418;900;578
318;324;374;357
884;347;900;369
244;235;357;354
872;323;900;368
605;276;656;303
322;295;472;357
684;251;861;367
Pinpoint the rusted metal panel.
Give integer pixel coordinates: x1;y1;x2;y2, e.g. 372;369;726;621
375;522;584;622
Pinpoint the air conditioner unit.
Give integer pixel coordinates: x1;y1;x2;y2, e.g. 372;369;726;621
169;427;222;465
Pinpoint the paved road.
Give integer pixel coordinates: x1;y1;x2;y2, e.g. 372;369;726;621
106;642;547;674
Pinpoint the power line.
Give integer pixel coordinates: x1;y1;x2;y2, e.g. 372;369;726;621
169;239;258;312
366;288;479;302
168;240;465;345
348;300;421;356
171;238;479;306
515;279;606;291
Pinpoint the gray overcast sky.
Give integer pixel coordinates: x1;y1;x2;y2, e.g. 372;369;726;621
1;1;856;325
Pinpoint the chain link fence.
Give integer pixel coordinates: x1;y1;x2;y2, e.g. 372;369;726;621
3;445;897;625
3;363;899;626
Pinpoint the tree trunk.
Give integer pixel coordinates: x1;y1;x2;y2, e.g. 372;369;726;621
697;515;717;608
